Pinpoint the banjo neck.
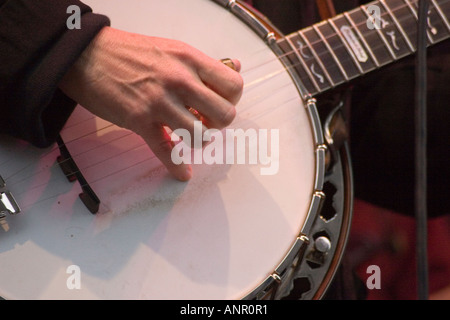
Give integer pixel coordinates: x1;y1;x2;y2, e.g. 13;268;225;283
276;0;450;97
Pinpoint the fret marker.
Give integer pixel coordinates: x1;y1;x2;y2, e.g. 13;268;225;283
427;11;438;35
414;2;439;35
297;40;310;59
310;64;325;84
386;31;400;50
340;25;368;63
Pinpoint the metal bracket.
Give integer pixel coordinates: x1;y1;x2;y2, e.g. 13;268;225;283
324;103;349;170
0;175;21;231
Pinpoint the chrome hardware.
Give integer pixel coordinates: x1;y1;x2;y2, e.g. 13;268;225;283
324;104;349;169
243;235;309;300
0;175;21;231
315;236;332;253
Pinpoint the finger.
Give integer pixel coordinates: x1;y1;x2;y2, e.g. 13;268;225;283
182;82;237;129
162;104;209;149
196;58;244;105
220;58;241;72
143;124;192;181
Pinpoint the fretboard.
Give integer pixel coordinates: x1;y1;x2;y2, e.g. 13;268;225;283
277;0;450;96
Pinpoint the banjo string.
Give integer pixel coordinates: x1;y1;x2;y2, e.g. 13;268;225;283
1;0;445;199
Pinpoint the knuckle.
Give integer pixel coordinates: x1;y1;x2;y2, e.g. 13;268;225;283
219;105;237;127
126;95;166;132
126;109;151;135
228;73;244;104
165;69;193;93
157;137;174;154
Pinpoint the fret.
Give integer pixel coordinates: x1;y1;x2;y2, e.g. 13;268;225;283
404;0;435;44
287;32;332;92
313;22;349;82
298;30;335;88
284;35;322;93
303;26;347;86
276;37;318;95
328;18;364;74
330;14;377;73
273;0;450;97
437;0;450;17
344;11;382;67
316;21;361;80
380;0;415;52
384;0;420;49
361;6;399;59
424;0;450;42
360;2;412;60
298;29;335;87
432;0;450;32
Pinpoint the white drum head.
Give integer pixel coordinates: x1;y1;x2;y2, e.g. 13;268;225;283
0;0;316;299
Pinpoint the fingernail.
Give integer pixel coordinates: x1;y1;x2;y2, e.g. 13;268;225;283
179;166;192;181
232;59;241;72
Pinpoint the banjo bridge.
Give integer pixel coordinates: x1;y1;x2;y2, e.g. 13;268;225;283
56;135;101;215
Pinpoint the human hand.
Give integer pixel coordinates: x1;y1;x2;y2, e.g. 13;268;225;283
59;27;243;181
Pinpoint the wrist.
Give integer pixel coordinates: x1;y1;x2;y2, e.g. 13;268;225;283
58;26;112;102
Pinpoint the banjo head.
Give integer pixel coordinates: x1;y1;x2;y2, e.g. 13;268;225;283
0;0;352;300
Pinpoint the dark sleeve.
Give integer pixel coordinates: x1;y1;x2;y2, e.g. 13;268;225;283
0;0;110;147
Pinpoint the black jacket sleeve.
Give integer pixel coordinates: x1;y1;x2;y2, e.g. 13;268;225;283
0;0;110;147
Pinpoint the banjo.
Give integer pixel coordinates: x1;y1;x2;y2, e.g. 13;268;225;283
0;0;448;300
